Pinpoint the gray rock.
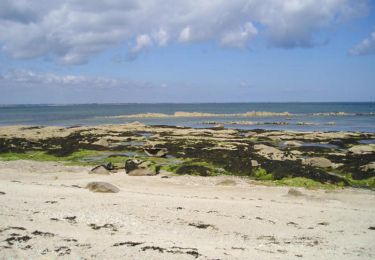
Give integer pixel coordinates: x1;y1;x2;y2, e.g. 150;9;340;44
303;157;333;168
86;182;120;193
128;168;156;176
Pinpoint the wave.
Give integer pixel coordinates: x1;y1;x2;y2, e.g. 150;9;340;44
312;112;375;116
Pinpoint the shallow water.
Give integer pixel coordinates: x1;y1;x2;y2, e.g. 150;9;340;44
0;103;374;132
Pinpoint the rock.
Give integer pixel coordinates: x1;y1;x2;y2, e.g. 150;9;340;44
124;159;143;173
93;138;110;147
125;159;159;176
90;165;111;175
284;141;302;147
128;168;157;176
176;165;212;176
303;157;333;168
360;162;375;172
251;160;260;167
104;162;115;170
144;147;168;157
349;144;375;155
86;182;120;193
290;150;303;155
254;144;296;161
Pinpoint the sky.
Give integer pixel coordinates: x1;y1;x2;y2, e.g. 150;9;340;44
0;0;374;104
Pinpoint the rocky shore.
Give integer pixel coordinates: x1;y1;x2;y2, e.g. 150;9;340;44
0;123;374;188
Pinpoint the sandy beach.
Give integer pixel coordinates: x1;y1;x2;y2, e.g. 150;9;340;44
0;160;374;259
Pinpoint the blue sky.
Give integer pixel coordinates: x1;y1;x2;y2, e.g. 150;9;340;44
0;0;374;104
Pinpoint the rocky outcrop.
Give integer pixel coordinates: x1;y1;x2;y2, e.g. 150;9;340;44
284;141;302;147
254;144;296;161
86;182;120;193
349;144;375;155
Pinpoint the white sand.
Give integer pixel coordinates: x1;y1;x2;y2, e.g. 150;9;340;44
0;160;374;259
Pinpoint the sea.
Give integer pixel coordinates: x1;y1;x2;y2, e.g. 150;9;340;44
0;103;374;132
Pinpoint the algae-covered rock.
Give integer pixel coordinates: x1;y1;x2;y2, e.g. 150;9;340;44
176;165;212;176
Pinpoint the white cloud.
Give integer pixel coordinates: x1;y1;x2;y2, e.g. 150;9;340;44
179;26;192;42
0;69;121;87
0;69;168;91
131;34;153;54
0;0;368;64
220;22;258;48
154;29;169;46
349;31;375;56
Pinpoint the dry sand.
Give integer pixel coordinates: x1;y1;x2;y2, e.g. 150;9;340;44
0;160;374;259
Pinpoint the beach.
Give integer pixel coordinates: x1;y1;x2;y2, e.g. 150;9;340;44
0;123;374;259
1;160;374;259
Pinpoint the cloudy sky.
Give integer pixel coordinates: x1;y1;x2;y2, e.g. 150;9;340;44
0;0;374;104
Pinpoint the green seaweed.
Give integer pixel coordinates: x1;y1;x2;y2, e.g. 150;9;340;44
253;167;273;180
273;177;340;189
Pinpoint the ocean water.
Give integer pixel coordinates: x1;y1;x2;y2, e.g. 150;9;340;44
0;103;374;132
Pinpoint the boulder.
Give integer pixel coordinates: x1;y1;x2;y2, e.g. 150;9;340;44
144;147;168;157
128;168;157;176
86;182;120;193
254;144;296;161
348;144;375;155
303;157;333;168
125;159;159;176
